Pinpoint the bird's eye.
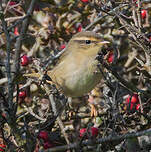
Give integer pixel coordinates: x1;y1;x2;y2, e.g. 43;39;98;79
85;40;91;44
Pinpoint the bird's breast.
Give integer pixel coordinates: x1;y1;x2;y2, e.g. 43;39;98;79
50;54;101;97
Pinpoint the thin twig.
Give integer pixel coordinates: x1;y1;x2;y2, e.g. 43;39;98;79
23;105;47;122
132;5;138;27
124;48;138;68
5;15;26;22
137;0;142;30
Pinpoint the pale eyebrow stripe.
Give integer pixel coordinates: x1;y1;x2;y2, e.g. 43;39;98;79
72;37;101;41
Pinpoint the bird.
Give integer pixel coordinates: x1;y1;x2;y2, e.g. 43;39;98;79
47;31;109;97
24;31;109;115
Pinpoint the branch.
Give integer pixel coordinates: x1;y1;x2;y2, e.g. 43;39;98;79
47;128;151;152
12;0;36;76
0;3;13;111
43;84;70;145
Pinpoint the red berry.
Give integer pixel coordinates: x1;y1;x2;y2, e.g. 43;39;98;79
77;25;82;32
141;10;147;19
0;144;6;151
107;51;114;63
90;127;98;137
75;23;82;32
79;128;86;137
19;91;27;99
38;131;49;142
60;44;66;50
126;94;139;104
43;141;53;149
8;1;17;6
21;55;29;66
136;104;140;110
14;27;19;36
149;36;151;41
80;0;89;2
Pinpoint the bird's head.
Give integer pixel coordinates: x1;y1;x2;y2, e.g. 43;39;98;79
67;31;110;57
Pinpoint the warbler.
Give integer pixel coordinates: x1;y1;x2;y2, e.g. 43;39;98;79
47;31;109;97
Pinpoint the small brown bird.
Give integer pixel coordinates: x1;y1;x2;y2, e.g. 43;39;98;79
47;31;109;97
24;31;109;115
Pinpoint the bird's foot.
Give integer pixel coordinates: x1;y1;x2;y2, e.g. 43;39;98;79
90;104;98;117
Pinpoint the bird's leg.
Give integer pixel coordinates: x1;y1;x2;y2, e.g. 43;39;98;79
90;104;98;117
68;96;88;119
42;72;52;81
42;72;53;85
88;94;98;117
67;97;77;119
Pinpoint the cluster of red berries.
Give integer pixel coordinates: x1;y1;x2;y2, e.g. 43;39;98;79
0;144;6;152
79;127;99;138
38;131;54;150
125;93;140;111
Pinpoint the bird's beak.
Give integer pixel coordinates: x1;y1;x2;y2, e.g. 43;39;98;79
99;41;110;45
